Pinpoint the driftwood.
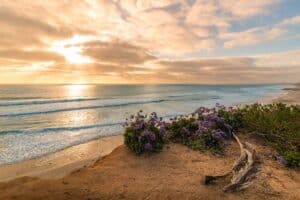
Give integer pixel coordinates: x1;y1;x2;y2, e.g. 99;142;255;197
204;133;257;192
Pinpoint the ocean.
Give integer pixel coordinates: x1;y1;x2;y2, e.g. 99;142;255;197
0;84;285;164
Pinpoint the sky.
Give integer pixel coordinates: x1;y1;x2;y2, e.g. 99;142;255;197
0;0;300;84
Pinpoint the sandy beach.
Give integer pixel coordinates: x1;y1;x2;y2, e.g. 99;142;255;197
0;83;299;199
0;135;123;182
273;83;300;104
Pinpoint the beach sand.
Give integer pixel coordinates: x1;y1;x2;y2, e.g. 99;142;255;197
0;83;299;199
273;83;300;104
0;135;123;182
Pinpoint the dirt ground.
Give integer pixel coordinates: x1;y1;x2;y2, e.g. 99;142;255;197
0;134;299;200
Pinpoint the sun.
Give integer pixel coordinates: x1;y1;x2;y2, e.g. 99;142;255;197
50;35;93;64
65;84;88;97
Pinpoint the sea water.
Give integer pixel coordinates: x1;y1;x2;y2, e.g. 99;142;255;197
0;84;285;164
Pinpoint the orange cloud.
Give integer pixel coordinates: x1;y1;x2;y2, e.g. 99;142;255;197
0;0;299;84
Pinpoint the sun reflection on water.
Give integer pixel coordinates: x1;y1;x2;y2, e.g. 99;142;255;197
62;84;92;128
65;84;89;97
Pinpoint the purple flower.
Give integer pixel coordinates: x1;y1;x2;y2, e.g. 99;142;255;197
198;120;214;128
144;143;153;151
211;130;224;139
151;112;157;119
197;125;208;134
142;130;151;137
203;114;225;126
159;127;166;136
133;124;140;130
204;114;216;121
142;130;156;141
149;132;156;141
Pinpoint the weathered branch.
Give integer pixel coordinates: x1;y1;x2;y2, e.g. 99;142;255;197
204;133;258;192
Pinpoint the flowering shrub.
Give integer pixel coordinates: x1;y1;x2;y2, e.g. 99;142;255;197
167;105;233;154
124;103;300;168
124;111;167;154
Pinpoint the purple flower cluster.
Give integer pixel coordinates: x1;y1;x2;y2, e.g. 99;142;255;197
124;110;168;153
125;104;236;154
168;103;234;151
211;129;229;140
142;130;156;141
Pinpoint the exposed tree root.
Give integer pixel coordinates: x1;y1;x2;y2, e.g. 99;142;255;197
204;133;258;192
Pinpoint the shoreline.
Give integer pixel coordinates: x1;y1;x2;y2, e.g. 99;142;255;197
272;83;300;104
0;135;123;182
0;83;298;182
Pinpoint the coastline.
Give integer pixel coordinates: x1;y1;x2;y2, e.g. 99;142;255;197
0;135;123;182
0;83;299;182
272;83;300;104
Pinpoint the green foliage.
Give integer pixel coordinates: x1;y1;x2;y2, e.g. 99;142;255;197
221;103;300;168
185;133;223;154
283;151;300;168
218;108;243;130
167;118;198;143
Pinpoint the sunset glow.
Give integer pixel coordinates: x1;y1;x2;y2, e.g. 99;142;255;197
65;84;89;97
50;36;93;64
0;0;299;84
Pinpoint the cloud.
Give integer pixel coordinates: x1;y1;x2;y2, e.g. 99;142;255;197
153;51;300;83
0;8;69;37
158;57;255;71
21;49;300;84
221;14;300;48
222;27;285;48
0;0;285;55
219;0;281;19
0;2;93;49
1;48;299;84
0;49;65;62
0;0;299;84
278;16;300;26
81;40;156;65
